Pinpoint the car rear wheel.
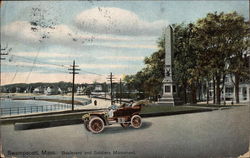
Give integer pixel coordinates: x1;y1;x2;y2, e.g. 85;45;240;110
89;117;105;134
120;123;130;128
131;115;142;128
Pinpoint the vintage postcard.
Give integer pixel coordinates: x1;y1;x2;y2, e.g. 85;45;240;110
0;1;249;158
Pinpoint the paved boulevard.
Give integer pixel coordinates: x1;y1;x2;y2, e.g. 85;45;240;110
1;105;249;158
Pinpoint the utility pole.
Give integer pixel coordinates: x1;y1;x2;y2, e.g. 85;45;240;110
68;60;80;111
0;44;9;60
107;72;115;105
104;82;107;100
1;44;10;86
120;78;122;105
0;52;8;60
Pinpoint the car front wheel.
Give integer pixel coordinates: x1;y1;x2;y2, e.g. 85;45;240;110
89;117;105;134
131;115;142;128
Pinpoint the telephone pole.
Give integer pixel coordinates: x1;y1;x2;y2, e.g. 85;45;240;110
119;78;122;105
107;72;115;105
1;45;10;86
0;44;9;60
0;52;8;60
68;60;80;111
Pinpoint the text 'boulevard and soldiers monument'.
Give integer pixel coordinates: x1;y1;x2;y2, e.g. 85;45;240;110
158;25;183;106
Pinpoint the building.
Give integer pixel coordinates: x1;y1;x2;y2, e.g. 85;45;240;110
94;85;102;92
200;74;250;103
33;86;45;94
44;87;61;95
76;86;85;95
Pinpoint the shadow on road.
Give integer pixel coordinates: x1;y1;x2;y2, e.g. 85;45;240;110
14;119;83;130
101;121;152;134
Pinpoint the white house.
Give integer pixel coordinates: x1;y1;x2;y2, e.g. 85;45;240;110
200;75;250;103
94;85;102;91
44;87;59;95
76;86;84;95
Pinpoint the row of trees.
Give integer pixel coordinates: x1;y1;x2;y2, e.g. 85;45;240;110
123;11;249;104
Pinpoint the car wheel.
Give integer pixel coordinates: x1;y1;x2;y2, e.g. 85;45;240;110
83;121;90;132
89;117;105;134
120;123;130;128
131;115;142;128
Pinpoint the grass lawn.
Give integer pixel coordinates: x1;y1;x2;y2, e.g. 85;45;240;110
141;105;204;114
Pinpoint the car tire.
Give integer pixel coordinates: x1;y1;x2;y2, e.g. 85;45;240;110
89;117;105;134
131;115;142;128
120;123;130;128
83;121;91;132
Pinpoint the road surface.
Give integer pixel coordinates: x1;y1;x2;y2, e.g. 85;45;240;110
1;105;249;158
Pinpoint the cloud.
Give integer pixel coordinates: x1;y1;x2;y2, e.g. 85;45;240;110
1;72;123;85
96;43;157;49
1;21;41;44
14;52;76;58
97;56;144;61
3;61;66;69
75;7;166;36
1;20;158;50
1;21;92;46
78;63;132;69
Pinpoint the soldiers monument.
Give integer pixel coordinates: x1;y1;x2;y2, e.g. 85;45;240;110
158;25;183;106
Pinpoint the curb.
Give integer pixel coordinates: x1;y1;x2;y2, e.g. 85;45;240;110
14;119;83;130
140;109;213;117
13;109;213;130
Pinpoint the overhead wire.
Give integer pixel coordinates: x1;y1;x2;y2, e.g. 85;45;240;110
5;53;111;84
12;55;70;69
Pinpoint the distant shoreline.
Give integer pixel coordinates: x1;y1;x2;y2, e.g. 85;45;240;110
0;93;90;105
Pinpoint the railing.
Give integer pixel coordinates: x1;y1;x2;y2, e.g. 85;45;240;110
0;99;92;116
0;104;72;116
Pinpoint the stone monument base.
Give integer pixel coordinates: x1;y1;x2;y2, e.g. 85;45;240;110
158;95;183;106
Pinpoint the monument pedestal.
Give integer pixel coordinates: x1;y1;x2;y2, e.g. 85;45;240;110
158;82;183;106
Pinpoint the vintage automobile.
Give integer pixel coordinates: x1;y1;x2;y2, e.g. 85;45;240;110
82;102;143;134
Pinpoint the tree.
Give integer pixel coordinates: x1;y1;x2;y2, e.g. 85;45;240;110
194;11;248;104
173;23;199;103
225;14;249;103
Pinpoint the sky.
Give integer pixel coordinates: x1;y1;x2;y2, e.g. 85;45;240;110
0;1;249;85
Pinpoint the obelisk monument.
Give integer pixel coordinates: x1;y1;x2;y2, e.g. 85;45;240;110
158;25;182;106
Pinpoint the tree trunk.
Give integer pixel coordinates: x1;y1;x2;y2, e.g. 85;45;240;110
213;77;216;104
206;80;209;104
183;82;187;104
198;81;201;101
191;83;197;104
216;75;221;105
234;73;240;103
